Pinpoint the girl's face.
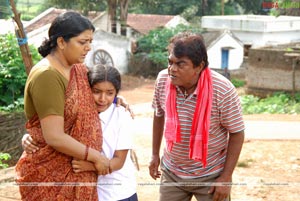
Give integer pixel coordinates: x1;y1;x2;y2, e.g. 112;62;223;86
91;81;117;113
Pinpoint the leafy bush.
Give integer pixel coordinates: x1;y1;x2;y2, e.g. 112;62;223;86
0;33;41;111
231;78;246;88
241;92;300;114
0;153;11;169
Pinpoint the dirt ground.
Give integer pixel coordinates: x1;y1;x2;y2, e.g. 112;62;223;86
0;75;299;201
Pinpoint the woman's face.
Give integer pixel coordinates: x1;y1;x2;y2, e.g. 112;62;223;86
63;29;93;65
91;81;117;113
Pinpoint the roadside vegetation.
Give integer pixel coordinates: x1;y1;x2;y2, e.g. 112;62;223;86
0;153;11;169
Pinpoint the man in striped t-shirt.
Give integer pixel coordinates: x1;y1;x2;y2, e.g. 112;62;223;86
149;32;245;201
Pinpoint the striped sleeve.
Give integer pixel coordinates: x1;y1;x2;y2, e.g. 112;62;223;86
152;69;168;117
212;72;245;133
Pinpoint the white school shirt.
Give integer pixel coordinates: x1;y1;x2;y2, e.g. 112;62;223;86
97;103;137;201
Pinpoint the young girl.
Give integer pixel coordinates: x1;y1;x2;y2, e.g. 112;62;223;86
22;64;138;201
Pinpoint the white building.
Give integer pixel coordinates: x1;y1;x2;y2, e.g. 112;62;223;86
202;30;244;70
202;15;300;48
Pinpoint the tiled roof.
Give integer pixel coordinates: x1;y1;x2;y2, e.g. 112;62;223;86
25;8;101;34
127;14;175;34
25;8;65;33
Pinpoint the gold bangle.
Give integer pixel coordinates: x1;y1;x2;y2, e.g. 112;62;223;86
84;146;89;161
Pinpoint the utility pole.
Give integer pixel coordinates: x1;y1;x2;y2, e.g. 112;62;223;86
9;0;33;75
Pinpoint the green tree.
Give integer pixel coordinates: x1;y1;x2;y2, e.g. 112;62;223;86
234;0;270;14
46;0;107;15
0;0;14;19
129;0;240;16
136;25;203;70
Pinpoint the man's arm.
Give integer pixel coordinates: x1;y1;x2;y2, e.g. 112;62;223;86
209;130;245;201
149;113;165;180
220;130;244;180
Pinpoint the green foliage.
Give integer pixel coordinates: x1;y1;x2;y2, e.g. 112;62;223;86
231;78;246;88
234;0;270;14
136;25;203;69
129;0;239;16
0;33;41;111
0;152;11;169
45;0;106;15
241;92;300;114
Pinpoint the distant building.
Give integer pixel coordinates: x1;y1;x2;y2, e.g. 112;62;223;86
92;12;189;39
202;15;300;51
202;30;244;70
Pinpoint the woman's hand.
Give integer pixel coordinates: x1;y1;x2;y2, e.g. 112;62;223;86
22;134;39;153
116;95;135;119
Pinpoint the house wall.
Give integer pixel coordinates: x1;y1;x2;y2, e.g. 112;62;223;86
246;48;300;96
85;30;131;74
207;34;244;70
232;30;300;48
92;13;110;32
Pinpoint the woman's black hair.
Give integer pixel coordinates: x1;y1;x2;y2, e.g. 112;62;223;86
38;11;95;57
168;32;209;68
87;64;121;95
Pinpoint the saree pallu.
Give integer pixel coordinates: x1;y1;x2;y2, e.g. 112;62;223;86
15;64;102;201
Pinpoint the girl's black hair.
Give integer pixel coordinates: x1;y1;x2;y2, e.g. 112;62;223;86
38;11;95;57
87;64;121;95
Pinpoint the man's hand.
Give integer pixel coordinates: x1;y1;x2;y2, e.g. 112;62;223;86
148;154;161;180
208;175;231;201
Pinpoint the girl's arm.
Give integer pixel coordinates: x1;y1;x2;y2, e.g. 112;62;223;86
109;149;128;172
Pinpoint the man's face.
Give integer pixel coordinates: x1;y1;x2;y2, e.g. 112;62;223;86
167;53;202;88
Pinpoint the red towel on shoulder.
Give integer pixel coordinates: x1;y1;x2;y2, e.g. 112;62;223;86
164;67;212;167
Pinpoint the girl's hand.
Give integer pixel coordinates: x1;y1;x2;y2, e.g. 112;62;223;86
94;155;110;175
72;158;95;173
22;133;39;153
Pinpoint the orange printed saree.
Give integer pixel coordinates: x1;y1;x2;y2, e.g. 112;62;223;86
15;64;102;201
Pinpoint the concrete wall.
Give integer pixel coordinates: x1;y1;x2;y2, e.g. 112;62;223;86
246;47;300;96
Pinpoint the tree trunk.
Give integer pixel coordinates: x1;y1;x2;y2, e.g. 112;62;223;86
119;0;130;36
108;0;117;33
9;0;33;75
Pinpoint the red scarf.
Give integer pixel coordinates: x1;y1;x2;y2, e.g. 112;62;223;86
164;67;212;167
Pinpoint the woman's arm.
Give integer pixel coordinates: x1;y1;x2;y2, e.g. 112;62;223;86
40;115;110;174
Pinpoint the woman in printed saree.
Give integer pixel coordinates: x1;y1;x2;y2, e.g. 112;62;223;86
15;11;109;201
